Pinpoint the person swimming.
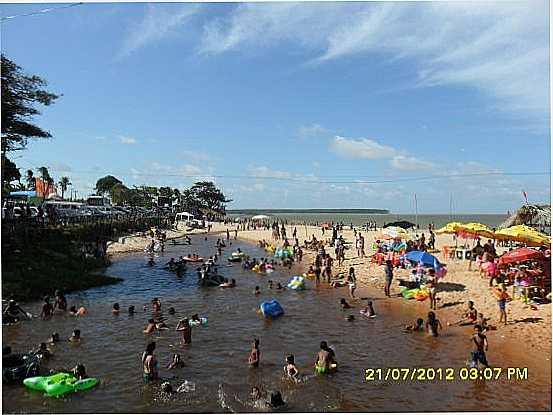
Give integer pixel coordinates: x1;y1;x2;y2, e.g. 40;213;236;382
40;296;53;320
128;305;135;315
345;315;355;322
49;332;60;344
360;300;376;318
254;286;261;295
248;339;260;367
53;290;67;312
32;342;52;360
68;329;81;343
112;303;120;315
168;307;176;315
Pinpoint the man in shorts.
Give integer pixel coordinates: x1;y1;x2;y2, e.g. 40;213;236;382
470;325;489;368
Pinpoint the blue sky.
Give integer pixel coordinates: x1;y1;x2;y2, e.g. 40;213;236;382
2;1;550;213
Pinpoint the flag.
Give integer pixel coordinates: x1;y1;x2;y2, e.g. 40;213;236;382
522;190;528;204
35;178;56;198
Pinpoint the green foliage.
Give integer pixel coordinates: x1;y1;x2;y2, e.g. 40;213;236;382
1;154;21;194
25;169;35;190
1;54;59;153
183;181;230;215
110;183;132;205
58;176;71;199
95;175;122;195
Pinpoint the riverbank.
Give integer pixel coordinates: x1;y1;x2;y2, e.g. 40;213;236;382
210;222;552;365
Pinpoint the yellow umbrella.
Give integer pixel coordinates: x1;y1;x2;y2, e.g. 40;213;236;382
495;225;551;247
435;222;464;234
457;222;496;239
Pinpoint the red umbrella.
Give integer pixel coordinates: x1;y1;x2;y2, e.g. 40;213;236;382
498;248;544;266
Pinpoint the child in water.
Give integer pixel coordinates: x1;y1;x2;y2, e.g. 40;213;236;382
340;298;352;310
68;329;81;343
49;332;60;344
360;300;376;318
404;318;424;332
128;305;135;315
167;353;185;369
284;354;300;381
254;286;261;295
32;342;52;360
268;280;274;289
144;319;156;334
112;303;120;315
248;339;260;367
175;318;192;345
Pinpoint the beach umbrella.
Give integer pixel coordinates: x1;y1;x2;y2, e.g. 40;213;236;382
435;222;464;235
251;215;270;220
404;250;443;270
495;225;551;247
383;226;410;239
457;222;496;239
383;220;416;229
497;247;545;266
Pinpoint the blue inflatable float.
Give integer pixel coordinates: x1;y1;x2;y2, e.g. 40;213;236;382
260;299;284;318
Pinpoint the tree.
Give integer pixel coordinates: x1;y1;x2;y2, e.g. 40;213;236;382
188;181;231;215
25;169;35;190
58;176;71;200
1;55;59;154
95;175;122;196
110;183;132;205
1;154;21;194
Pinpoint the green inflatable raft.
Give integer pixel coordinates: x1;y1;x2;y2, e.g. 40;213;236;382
23;372;98;397
400;287;420;299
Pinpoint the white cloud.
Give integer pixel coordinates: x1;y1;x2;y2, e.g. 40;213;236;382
120;4;199;57
330;136;397;160
119;135;137;145
198;2;549;125
249;165;292;179
389;155;435;171
297;123;329;138
181;150;216;162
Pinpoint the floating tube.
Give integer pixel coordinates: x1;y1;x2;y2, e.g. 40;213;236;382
3;354;40;383
182;256;204;263
414;291;429;301
314;363;337;375
227;257;242;263
189;317;208;327
24;373;98;397
400;288;420;299
260;299;284;319
287;276;306;290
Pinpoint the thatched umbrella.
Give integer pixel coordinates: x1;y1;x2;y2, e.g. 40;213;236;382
500;204;551;234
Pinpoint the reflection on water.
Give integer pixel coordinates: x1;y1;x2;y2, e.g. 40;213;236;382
2;236;550;413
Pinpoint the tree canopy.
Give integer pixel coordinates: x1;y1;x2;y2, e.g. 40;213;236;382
95;175;122;195
1;55;59;154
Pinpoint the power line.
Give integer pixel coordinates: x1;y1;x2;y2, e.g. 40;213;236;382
15;164;551;185
0;3;83;22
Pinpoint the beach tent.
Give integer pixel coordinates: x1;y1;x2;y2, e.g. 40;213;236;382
383;221;416;229
404;250;443;270
495;225;551;247
498;247;545;266
251;214;270;220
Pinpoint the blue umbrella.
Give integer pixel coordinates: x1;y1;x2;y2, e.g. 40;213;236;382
404;250;443;270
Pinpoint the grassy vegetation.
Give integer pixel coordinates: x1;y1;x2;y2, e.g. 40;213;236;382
2;224;123;302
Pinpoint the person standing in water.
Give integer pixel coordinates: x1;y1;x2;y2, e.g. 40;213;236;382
315;341;336;374
425;311;442;337
142;341;158;382
40;296;54;320
248;339;260;367
470;325;489;368
384;260;393;297
346;267;357;298
283;354;300;382
176;318;192;345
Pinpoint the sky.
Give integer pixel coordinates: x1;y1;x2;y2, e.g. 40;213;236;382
1;1;551;213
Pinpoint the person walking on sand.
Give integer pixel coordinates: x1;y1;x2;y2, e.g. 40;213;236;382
427;269;437;310
493;284;509;325
384;260;393;297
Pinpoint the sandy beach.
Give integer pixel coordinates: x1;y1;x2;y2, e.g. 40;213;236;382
206;221;552;361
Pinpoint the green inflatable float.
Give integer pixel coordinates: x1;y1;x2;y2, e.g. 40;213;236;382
23;373;98;397
400;287;420;300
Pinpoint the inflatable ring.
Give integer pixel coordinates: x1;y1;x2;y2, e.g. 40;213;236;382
24;373;98;397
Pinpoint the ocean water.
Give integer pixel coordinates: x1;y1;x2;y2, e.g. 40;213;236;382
228;213;509;229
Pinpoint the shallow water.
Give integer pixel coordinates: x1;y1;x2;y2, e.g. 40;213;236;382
3;235;551;413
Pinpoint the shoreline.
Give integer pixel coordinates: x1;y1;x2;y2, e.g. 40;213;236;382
208;222;551;383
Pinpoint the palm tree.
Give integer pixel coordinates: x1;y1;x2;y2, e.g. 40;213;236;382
58;176;71;200
25;169;35;190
